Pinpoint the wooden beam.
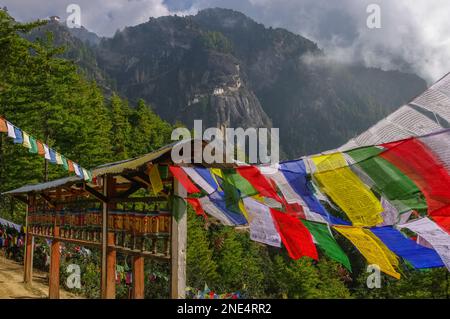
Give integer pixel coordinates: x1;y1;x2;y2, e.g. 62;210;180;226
170;179;187;299
117;182;142;199
84;184;108;203
132;256;145;299
48;226;60;299
13;195;28;204
40;193;55;208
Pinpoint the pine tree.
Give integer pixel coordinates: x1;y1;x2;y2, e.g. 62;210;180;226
128;99;172;157
186;210;219;289
108;93;131;161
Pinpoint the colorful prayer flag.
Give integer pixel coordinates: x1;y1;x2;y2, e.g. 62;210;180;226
148;164;164;195
169;166;200;194
333;226;401;279
312;153;383;227
270;209;318;260
303;220;351;270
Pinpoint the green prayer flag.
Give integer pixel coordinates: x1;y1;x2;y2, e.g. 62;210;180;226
61;155;69;171
29;136;38;154
220;168;257;214
303;220;352;271
347;146;427;213
158;165;169;179
171;195;187;222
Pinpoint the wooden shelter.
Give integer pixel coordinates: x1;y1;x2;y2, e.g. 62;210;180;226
3;141;208;299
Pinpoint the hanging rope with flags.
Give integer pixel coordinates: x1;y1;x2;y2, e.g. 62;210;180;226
0;117;92;182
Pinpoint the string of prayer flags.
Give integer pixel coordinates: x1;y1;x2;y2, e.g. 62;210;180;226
0;117;93;182
169;166;200;194
370;226;444;269
312;153;384;227
270;209;318;260
302;220;351;271
397;218;450;270
334;226;401;279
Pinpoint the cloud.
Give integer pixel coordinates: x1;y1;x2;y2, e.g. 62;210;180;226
174;0;450;83
0;0;189;36
2;0;450;82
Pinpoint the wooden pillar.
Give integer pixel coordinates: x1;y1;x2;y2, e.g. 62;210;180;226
170;179;187;299
48;226;60;299
24;195;33;284
106;232;116;298
23;232;33;283
101;176;116;299
101;176;108;298
132;256;145;299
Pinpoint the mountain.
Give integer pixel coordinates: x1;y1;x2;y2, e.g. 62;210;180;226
38;8;427;158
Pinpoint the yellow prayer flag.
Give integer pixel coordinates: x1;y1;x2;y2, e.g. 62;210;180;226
148;164;164;195
312;153;383;227
238;199;250;221
55;152;63;165
210;168;223;191
22;132;31;149
334;226;400;279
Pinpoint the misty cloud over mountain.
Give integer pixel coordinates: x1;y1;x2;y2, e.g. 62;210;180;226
1;0;449;82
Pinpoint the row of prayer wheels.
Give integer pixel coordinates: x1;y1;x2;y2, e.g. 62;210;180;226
28;209;171;235
108;210;171;234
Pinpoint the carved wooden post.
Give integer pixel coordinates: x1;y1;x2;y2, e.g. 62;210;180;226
101;176;116;299
48;225;60;299
132;255;145;299
170;179;187;299
24;194;34;284
101;176;108;298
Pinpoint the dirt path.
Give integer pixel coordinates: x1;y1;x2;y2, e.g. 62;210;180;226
0;256;82;299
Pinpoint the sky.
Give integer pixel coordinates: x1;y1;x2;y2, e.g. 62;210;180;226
1;0;450;83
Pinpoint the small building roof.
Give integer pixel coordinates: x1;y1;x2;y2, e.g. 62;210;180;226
2;139;209;196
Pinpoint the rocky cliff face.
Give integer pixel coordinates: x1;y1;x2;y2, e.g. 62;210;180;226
35;8;427;158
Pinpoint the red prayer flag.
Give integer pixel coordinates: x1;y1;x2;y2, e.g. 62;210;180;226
433;216;450;234
381;138;450;213
237;166;282;202
270;208;318;260
169;166;200;194
0;117;7;133
187;198;207;218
